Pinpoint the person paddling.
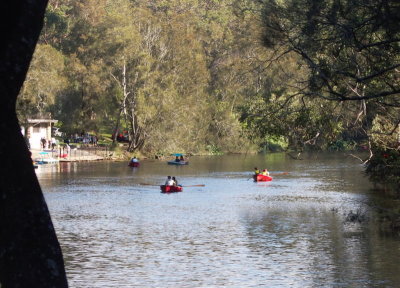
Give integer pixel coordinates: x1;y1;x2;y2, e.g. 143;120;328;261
254;167;260;175
262;169;270;176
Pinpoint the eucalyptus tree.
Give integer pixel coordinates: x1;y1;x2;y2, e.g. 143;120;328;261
17;44;67;121
133;8;211;154
95;0;144;149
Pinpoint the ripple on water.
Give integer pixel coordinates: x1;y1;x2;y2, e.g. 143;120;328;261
40;155;399;288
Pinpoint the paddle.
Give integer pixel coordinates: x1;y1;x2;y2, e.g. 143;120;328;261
270;172;289;176
139;183;159;186
180;184;205;187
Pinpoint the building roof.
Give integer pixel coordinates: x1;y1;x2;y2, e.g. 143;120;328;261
27;118;58;124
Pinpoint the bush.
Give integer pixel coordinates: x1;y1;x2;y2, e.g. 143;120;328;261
366;148;400;190
327;140;357;151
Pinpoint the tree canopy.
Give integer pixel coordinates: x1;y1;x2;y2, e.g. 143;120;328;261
18;0;276;155
259;0;400;186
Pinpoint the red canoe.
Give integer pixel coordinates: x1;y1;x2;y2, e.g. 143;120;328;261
128;162;140;167
160;185;183;193
253;174;273;182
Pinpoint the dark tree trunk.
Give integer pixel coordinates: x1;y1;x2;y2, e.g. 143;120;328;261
0;1;68;287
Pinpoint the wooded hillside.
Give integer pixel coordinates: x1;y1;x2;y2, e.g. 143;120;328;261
18;0;271;155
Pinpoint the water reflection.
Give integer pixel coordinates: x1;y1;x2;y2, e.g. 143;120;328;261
38;153;400;287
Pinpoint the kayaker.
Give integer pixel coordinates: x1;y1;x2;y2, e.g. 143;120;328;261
254;167;260;175
131;156;139;163
180;155;184;161
175;156;180;162
262;169;270;176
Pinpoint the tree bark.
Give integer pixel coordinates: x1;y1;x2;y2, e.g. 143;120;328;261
0;1;68;287
127;107;145;152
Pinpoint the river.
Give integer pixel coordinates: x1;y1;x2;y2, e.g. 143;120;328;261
36;153;400;288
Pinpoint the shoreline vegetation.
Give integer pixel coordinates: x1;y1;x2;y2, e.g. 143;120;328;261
29;140;367;163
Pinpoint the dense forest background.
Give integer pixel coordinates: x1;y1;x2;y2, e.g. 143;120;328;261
16;0;399;188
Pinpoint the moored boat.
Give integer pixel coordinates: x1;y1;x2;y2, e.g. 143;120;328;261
253;174;273;182
160;185;183;193
35;151;59;164
35;157;59;164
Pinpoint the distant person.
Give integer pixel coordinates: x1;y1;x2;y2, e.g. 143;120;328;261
40;137;46;150
262;169;269;176
254;167;260;175
175;156;180;162
131;156;139;163
66;144;71;156
165;176;174;186
180;155;184;161
51;137;56;150
172;176;178;186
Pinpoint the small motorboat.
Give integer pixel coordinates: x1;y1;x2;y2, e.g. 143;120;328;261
160;185;183;193
253;174;273;182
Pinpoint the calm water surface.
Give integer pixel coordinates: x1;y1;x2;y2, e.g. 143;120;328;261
37;153;400;288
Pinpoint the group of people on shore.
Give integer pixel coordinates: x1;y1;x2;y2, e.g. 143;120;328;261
165;176;179;186
254;167;269;176
40;137;58;150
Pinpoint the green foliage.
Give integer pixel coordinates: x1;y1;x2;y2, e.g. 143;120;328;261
205;144;224;155
18;44;67;120
366;148;400;190
259;0;400;188
327;140;357;151
18;0;271;155
261;0;400;101
264;136;288;152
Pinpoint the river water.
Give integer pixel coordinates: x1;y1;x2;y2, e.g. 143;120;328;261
36;153;400;288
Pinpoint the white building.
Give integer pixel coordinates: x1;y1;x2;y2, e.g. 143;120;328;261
22;117;58;150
